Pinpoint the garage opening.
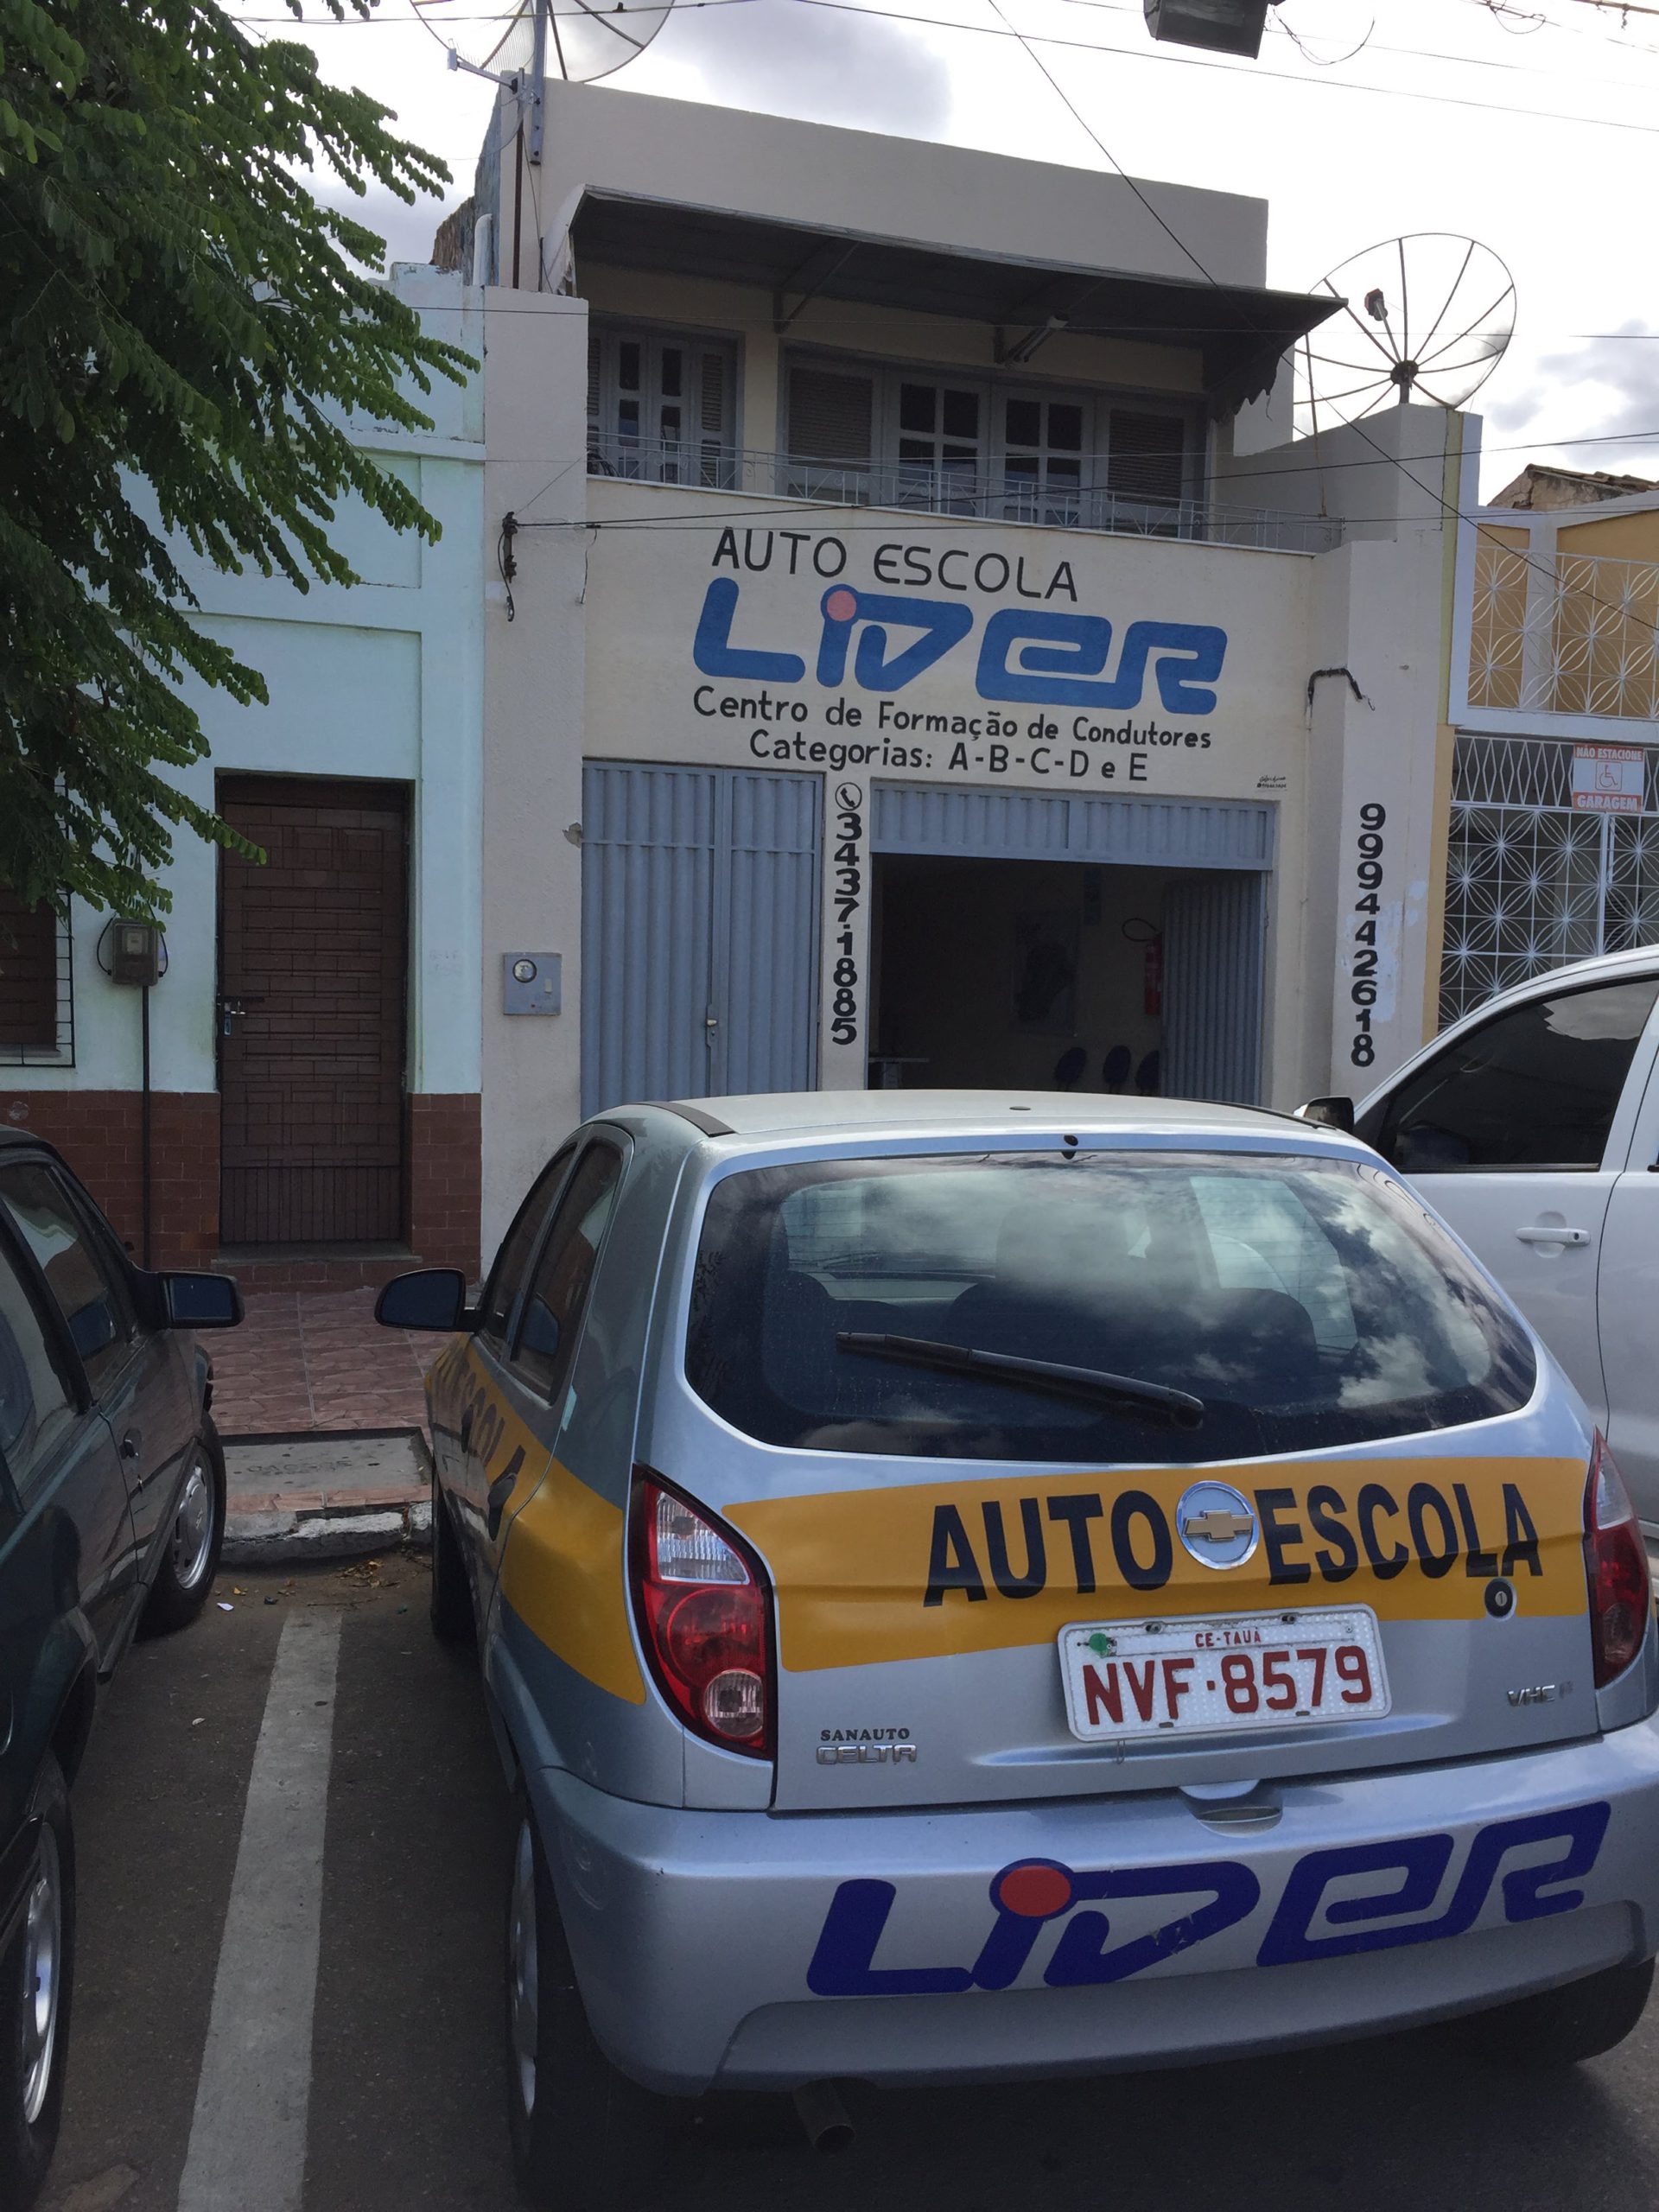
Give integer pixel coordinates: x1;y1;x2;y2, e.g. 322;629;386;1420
866;786;1271;1103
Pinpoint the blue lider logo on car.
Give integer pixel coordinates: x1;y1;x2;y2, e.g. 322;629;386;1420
805;1803;1611;1996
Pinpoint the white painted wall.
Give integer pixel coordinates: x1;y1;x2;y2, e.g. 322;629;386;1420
522;79;1270;292
477;289;591;1255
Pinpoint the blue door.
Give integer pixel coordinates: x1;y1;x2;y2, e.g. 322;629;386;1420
581;763;822;1116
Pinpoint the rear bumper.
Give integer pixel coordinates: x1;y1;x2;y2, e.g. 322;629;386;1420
526;1717;1659;2094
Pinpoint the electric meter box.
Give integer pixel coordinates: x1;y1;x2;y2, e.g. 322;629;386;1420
503;953;562;1016
110;921;165;988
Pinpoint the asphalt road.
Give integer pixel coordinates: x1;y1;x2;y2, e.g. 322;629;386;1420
39;1556;1659;2212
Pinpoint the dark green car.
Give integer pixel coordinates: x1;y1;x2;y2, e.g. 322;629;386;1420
0;1133;241;2212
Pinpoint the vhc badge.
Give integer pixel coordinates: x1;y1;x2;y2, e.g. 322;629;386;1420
1175;1480;1258;1570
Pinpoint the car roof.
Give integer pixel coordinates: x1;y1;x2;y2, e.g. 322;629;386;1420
623;1089;1336;1147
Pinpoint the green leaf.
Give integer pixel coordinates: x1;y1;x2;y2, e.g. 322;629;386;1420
0;0;475;912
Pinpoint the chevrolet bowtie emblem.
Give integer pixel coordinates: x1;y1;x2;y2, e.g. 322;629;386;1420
1184;1509;1254;1544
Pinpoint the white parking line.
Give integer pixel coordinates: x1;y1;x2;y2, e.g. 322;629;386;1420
176;1611;342;2212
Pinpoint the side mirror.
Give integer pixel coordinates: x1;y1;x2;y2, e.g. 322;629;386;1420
1294;1095;1356;1135
375;1268;474;1333
161;1273;244;1330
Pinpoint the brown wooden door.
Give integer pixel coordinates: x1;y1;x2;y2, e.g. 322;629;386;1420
217;778;409;1248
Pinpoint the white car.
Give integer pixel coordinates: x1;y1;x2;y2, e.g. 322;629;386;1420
1348;947;1659;1526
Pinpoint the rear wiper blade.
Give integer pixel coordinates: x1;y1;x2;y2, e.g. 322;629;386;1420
834;1332;1205;1430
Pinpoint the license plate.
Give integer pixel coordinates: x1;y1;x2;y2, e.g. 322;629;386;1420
1058;1607;1391;1744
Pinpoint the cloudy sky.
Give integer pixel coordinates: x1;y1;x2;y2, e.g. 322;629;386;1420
244;0;1659;499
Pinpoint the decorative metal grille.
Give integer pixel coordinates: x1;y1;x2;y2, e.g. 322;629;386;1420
1440;734;1659;1025
1467;543;1659;719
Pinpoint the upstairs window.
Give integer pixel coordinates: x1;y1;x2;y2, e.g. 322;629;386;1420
784;356;1198;531
588;326;736;488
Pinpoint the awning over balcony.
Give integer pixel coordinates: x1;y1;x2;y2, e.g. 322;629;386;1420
568;188;1344;416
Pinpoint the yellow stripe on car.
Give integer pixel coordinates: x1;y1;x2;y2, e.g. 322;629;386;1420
729;1457;1588;1675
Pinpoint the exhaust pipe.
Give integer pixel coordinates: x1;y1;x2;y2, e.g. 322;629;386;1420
792;2078;855;2152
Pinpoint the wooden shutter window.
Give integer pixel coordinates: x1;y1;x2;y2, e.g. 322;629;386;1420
1106;409;1189;506
700;353;728;441
788;367;874;461
0;892;57;1052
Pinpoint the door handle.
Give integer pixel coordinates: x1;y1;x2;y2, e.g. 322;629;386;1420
486;1471;518;1541
119;1430;141;1460
1516;1225;1591;1247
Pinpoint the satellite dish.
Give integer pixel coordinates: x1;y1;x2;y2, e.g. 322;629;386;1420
1294;233;1516;436
414;0;674;86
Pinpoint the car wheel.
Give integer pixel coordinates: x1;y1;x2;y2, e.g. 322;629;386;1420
1482;1958;1655;2068
0;1757;74;2212
429;1465;474;1645
139;1424;226;1637
505;1796;674;2211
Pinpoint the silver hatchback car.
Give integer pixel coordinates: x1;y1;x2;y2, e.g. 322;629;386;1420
378;1092;1659;2208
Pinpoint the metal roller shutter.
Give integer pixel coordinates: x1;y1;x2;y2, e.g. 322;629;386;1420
581;763;821;1116
1163;872;1266;1104
870;783;1274;868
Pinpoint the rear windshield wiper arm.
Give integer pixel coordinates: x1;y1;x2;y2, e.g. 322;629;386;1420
835;1332;1205;1430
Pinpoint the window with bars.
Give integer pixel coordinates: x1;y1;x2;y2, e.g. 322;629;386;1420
783;358;1197;526
1440;734;1659;1027
588;325;736;487
0;893;72;1065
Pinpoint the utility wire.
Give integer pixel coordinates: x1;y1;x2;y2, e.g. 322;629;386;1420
972;0;1659;645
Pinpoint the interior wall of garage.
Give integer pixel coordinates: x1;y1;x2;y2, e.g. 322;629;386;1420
871;858;1173;1092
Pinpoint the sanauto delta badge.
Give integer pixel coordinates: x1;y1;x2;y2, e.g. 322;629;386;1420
1175;1480;1259;1570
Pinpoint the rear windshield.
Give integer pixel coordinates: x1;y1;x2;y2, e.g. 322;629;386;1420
683;1150;1536;1462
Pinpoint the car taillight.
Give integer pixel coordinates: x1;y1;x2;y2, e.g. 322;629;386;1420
630;1471;773;1758
1585;1432;1652;1688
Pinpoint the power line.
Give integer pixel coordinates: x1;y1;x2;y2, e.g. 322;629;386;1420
965;0;1658;645
232;0;1659;140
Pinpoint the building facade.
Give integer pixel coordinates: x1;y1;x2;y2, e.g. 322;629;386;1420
466;81;1468;1249
0;271;486;1283
1446;480;1659;1027
1;85;1493;1275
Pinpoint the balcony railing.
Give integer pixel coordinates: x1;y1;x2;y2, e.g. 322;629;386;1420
1469;538;1659;720
587;435;1343;556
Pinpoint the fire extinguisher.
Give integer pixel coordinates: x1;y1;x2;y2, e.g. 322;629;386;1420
1123;916;1163;1018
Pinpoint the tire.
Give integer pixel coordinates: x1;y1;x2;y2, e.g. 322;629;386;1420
0;1758;74;2212
429;1466;474;1646
1483;1957;1655;2068
505;1796;675;2211
139;1423;226;1637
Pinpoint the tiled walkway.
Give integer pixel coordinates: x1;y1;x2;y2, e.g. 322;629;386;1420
210;1288;446;1438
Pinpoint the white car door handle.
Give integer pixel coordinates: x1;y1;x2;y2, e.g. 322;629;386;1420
1516;1224;1592;1246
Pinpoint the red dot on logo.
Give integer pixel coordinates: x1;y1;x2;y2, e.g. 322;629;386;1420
995;1861;1074;1919
824;588;858;623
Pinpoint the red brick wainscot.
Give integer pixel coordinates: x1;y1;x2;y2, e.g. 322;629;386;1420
0;1090;218;1266
0;1088;480;1283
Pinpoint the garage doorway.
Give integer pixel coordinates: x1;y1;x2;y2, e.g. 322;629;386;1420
217;776;410;1248
867;786;1269;1103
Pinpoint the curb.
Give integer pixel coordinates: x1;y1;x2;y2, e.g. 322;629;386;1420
224;1491;431;1566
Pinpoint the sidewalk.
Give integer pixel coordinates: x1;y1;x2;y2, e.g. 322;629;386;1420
211;1287;444;1437
213;1288;448;1561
